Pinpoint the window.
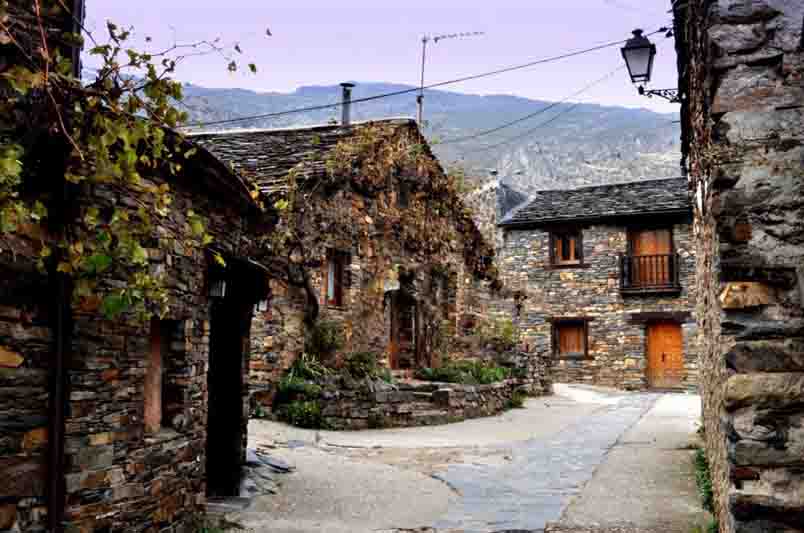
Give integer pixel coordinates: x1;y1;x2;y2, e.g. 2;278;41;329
145;318;167;434
433;273;451;319
398;180;410;208
627;227;674;287
552;319;589;358
325;250;349;307
550;229;583;266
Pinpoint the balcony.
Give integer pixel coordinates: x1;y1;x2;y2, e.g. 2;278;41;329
619;253;681;295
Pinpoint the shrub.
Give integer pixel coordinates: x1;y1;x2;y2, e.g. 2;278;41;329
287;352;331;382
694;448;714;513
416;360;511;385
274;374;323;406
344;351;380;379
476;317;520;353
252;402;269;419
276;400;326;429
305;319;345;359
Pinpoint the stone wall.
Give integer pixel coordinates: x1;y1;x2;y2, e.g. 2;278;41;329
0;255;51;532
676;1;804;531
500;222;698;390
248;179;523;408
304;347;551;431
0;157;258;531
319;379;526;430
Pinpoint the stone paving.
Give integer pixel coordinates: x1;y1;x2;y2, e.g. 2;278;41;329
430;393;660;532
234;386;704;533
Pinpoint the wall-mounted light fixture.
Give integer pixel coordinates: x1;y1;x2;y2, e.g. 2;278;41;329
621;29;681;103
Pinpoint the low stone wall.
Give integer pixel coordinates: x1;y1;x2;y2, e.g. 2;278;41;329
319;379;527;430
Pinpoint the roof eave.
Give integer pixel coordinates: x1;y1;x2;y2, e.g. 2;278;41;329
498;208;693;229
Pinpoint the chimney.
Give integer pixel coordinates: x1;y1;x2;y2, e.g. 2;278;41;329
340;82;355;126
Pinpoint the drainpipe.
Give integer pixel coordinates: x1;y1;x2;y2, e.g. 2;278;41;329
340;82;355;126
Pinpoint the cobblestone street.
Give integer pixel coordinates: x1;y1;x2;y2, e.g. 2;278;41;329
225;385;709;533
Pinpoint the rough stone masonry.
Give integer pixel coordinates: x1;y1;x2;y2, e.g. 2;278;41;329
674;0;804;531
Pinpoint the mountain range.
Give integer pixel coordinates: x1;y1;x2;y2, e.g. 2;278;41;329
181;82;682;193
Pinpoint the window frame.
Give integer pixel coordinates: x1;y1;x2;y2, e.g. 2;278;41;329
324;249;350;308
551;318;591;359
548;228;584;268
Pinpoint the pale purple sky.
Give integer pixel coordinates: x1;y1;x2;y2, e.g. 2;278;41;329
85;1;679;114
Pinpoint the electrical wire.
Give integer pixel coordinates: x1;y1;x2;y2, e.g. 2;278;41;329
184;27;668;129
438;65;626;145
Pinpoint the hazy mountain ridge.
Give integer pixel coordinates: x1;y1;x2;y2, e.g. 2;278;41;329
182;82;682;193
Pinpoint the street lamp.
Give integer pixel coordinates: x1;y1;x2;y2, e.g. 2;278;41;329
621;28;680;103
621;29;656;84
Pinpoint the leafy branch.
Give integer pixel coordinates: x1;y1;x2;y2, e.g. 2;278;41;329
0;0;256;318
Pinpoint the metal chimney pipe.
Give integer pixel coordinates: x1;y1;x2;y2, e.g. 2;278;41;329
340;82;355;126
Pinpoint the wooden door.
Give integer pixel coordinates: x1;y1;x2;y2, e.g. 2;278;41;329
631;229;672;286
646;322;684;389
389;292;416;370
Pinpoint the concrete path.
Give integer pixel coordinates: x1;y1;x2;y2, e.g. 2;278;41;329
231;385;706;533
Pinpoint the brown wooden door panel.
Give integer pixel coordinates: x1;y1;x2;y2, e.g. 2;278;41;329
646;322;684;388
632;229;672;286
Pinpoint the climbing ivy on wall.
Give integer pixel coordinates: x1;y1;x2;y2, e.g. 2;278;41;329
0;0;254;318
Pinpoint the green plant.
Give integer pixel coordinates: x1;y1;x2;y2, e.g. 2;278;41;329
251;402;269;419
507;390;527;409
344;351;380;379
694;448;715;513
305;320;345;358
274;374;323;406
287;352;331;382
690;519;719;533
416;360;511;385
378;366;395;384
476;317;520;353
1;3;256;318
276;400;326;429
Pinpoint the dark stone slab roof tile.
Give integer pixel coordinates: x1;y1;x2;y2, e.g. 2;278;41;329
189;118;415;197
499;177;691;227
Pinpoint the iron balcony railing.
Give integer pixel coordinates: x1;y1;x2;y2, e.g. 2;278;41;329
619;253;681;293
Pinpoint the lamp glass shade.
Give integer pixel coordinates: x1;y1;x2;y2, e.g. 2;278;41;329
621;30;656;84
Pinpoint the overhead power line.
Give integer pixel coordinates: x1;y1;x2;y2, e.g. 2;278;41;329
184;27;668;129
466;101;679;155
438;65;626;145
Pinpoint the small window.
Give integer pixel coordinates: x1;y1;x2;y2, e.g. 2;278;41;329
550;230;583;266
325;250;349;307
398;180;410;208
145;318;168;434
552;320;589;358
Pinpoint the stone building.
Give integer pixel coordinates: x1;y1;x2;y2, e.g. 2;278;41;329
1;4;271;529
0;141;268;533
498;178;698;390
673;0;804;531
0;136;270;532
192;118;545;407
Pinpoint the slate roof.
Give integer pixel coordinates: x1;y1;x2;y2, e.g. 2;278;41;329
499;177;691;227
189;118;416;197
